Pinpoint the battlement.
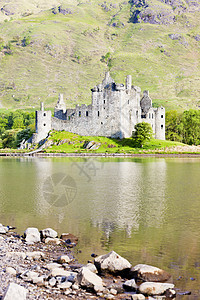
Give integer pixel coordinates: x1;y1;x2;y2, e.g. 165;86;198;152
33;72;165;143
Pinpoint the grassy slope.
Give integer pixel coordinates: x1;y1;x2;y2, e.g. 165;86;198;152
45;131;185;154
0;0;199;111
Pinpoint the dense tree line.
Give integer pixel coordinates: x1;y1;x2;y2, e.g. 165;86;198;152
166;109;200;145
0;110;35;148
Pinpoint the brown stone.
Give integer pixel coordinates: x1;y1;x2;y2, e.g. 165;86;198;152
129;264;172;282
60;233;78;244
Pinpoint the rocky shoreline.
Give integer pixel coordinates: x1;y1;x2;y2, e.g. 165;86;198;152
0;224;180;299
1;152;200;158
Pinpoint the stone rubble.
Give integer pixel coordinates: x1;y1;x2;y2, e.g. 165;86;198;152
0;224;178;299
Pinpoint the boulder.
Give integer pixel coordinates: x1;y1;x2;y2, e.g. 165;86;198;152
3;283;27;300
139;282;174;296
85;263;97;273
94;251;131;275
130;264;171;282
77;267;103;291
24;227;40;244
41;228;58;239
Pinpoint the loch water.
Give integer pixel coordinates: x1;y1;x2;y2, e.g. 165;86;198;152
0;157;200;298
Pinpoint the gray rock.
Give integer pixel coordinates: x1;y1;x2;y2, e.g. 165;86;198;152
46;263;62;271
57;255;71;264
85;263;97;273
94;251;131;275
24;227;40;244
131;294;145;300
6;252;26;260
49;277;57;287
83;141;101;150
72;284;79;290
21;270;39;282
109;288;117;295
77;267;103;291
51;268;77;283
57;281;72;289
104;294;115;299
123;279;138;291
3;283;27;300
130;264;171;282
5;267;17;276
58;5;73;15
26;251;44;260
45;237;61;244
41;228;58;239
0;226;8;234
168;33;182;40
165;288;176;298
194;34;200;41
32;276;44;285
139;282;174;296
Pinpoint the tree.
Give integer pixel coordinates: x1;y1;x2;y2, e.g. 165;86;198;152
165;110;183;142
1;130;18;148
133;122;153;147
15;128;33;148
181;110;200;145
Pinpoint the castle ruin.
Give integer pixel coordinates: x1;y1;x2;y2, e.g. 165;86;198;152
32;72;165;143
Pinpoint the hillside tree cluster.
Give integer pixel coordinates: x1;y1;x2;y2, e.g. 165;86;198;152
0;110;35;148
166;109;200;145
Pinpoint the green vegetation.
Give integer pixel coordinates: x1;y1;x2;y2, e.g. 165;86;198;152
166;109;200;145
133;122;153;147
0;0;199;110
44;130;184;154
0;110;35;148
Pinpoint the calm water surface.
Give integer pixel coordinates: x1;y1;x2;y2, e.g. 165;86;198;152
0;157;200;298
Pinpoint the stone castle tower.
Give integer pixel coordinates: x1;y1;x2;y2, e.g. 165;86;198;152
33;72;165;143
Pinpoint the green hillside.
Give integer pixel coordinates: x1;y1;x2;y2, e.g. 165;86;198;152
0;0;199;111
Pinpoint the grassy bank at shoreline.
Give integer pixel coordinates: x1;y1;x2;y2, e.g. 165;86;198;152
45;131;185;154
2;131;200;155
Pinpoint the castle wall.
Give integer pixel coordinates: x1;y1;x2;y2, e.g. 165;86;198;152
33;73;165;143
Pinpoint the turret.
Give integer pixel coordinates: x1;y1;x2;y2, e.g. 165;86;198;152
33;103;52;143
40;102;44;111
126;75;132;90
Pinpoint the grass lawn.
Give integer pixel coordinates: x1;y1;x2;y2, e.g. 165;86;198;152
44;131;186;154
